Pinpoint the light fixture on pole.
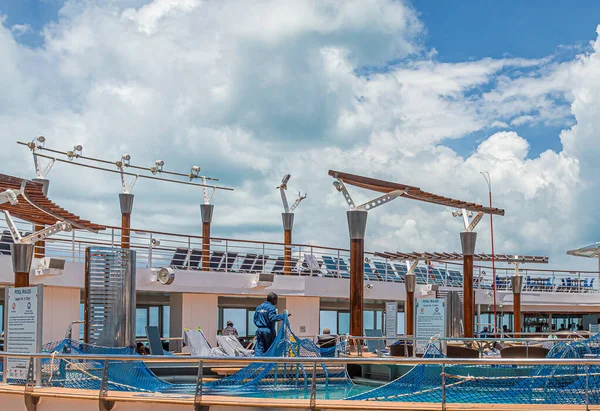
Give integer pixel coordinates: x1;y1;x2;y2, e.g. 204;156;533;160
277;174;306;275
480;170;498;334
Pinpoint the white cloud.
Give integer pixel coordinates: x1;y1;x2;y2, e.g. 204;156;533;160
0;1;599;271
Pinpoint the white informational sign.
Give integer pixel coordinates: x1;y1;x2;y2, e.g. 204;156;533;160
415;298;445;354
4;285;43;382
385;301;398;345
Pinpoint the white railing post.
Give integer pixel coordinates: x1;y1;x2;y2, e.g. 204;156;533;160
71;230;75;261
148;233;153;268
225;240;229;273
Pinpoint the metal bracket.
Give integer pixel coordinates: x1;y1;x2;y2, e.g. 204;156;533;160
332;179;356;210
116;164;137;194
2;210;23;243
24;357;39;411
289;192;307;212
406;260;418;275
194;360;209;411
356;190;402;211
99;360;115;411
32;154;55;179
201;177;216;205
452;209;484;232
18;221;72;245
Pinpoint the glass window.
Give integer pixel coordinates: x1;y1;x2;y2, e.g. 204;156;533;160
338;312;350;335
223;308;247;337
136;308;148;337
247;310;257;336
320;310;337;334
149;306;160;328
163;306;170;338
375;310;382;331
364;310;375;331
397;312;405;334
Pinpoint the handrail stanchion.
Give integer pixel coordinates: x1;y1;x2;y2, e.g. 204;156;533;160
585;364;590;411
441;361;447;411
71;230;76;261
111;228;114;247
99;359;115;411
337;249;341;278
309;361;317;411
194;360;206;411
225;240;229;273
188;237;191;269
149;233;153;268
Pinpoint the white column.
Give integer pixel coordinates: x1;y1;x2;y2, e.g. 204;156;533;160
170;293;219;347
284;296;320;338
42;286;80;343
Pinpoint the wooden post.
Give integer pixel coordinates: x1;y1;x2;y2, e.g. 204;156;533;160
461;232;477;338
32;179;49;258
11;243;34;288
405;273;416;337
282;213;294;275
119;193;134;249
512;275;523;337
347;210;368;339
201;204;214;271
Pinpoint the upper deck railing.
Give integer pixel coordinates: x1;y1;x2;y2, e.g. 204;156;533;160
0;217;598;294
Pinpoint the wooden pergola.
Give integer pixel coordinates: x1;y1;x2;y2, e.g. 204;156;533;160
0;173;105;232
376;251;548;264
329;169;506;338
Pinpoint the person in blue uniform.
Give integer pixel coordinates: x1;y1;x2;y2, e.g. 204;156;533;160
253;292;289;355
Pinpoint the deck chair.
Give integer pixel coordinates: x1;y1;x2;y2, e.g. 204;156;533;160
299;254;322;276
364;263;380;281
221;252;238;271
373;261;398;282
393;264;407;282
145;325;165;355
239;254;258;272
209;251;225;270
170;248;189;269
0;230;13;255
188;249;203;270
183;329;226;357
364;329;385;353
271;257;285;274
251;255;269;273
216;335;253;357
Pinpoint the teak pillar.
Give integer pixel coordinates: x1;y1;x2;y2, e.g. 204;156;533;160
405;272;416;337
282;213;294;275
32;178;50;258
347;210;367;338
119;193;134;249
11;243;34;287
511;275;523;337
461;231;477;338
201;204;214;271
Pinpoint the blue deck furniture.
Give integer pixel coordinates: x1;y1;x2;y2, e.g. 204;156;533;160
188;249;202;269
251;255;269;273
364;262;380;281
209;251;225;270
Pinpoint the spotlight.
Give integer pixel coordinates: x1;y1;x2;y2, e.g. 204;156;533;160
36;136;46;143
365;283;373;290
150;238;161;247
27;136;46;150
189;165;201;179
150;159;164;175
121;154;131;165
333;181;342;192
67;144;83;160
365;257;371;263
452;210;459;217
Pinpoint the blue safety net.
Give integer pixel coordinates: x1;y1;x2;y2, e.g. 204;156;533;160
349;335;600;404
205;316;352;393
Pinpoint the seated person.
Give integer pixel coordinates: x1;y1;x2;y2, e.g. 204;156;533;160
136;342;149;355
222;320;239;337
315;328;337;348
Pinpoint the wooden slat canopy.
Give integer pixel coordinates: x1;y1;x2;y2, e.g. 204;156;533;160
376;251;548;264
329;170;505;216
0;173;105;232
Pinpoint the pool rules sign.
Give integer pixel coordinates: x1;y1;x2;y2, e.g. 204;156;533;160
415;298;445;354
3;285;43;383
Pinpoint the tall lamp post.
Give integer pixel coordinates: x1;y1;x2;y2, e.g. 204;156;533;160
481;171;498;334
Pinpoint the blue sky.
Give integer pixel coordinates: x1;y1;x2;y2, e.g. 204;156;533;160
1;0;600;267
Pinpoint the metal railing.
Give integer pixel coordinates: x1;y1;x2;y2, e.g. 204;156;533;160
1;216;598;293
2;349;600;409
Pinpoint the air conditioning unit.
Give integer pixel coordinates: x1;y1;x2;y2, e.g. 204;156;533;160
34;257;66;276
253;273;274;288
